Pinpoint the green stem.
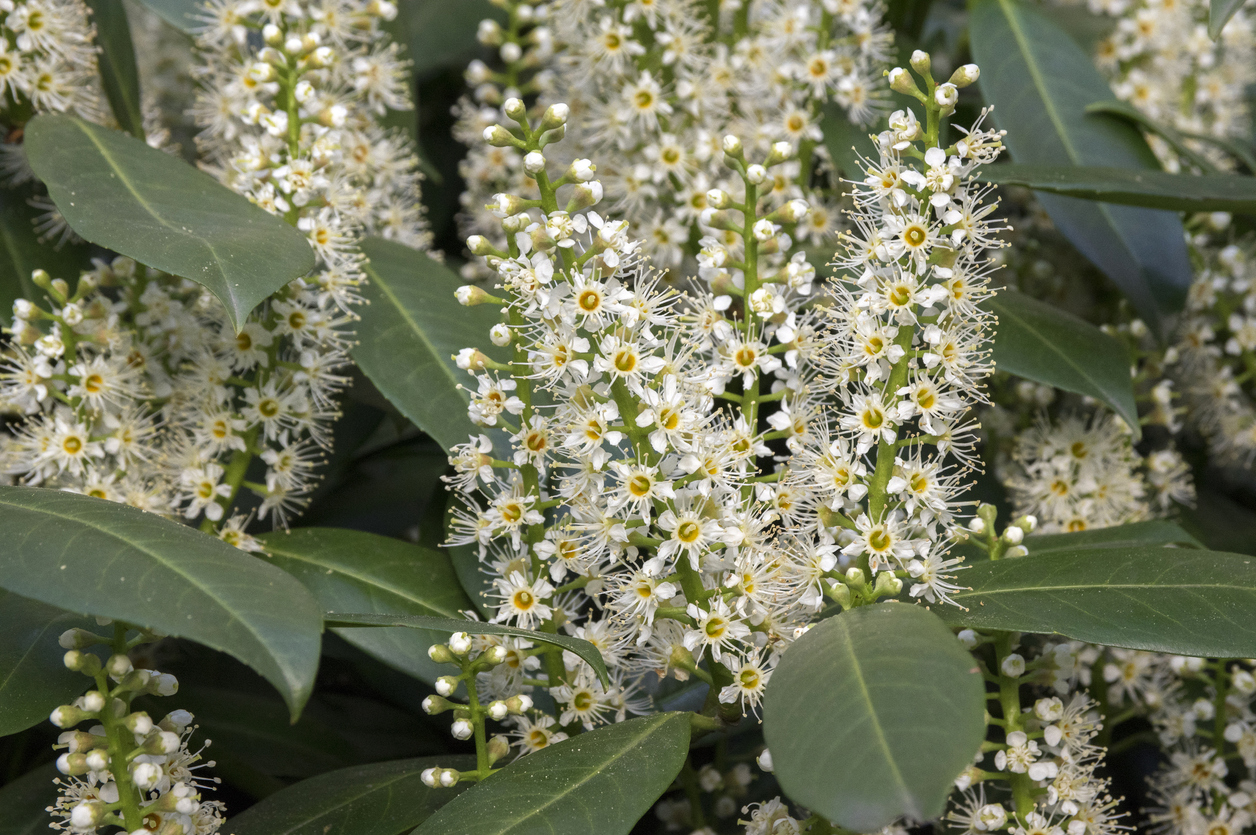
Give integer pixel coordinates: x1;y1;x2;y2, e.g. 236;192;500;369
865;326;914;520
99;625;143;830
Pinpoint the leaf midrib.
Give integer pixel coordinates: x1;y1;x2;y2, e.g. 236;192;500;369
360;258;463;397
955;580;1253;597
0;493;296;691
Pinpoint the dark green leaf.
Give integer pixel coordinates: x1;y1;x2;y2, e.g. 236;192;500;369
990;289;1140;437
0;763;60;835
226;756;474;835
0;188;91;328
23;115;315;330
353;237;508;452
820;103;877;180
1184;488;1256;556
83;0;144;138
935;548;1256;657
0;486;322;717
1027;520;1202;554
130;0;199;32
762;604;985;832
0;591;95;736
1084;100;1225;172
386;0;504;78
324;612;610;688
1210;0;1246;38
971;0;1192;332
976;164;1256;213
259;528;473;684
412;713;691;835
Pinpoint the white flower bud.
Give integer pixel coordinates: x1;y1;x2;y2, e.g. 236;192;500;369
126;712;153;735
706;188;731;209
967;517;986;534
262;23;282;45
421;767;440;787
503;97;526;121
888;67;919;96
977;803;1007;831
484;645;508;665
456;348;490;371
957;629;978;648
488;701;509;721
1002;526;1024;545
435;676;458;697
489;323;512;346
131;762;163;790
455;285;490;307
934;83;959;112
757;749;774;772
745;164;768;184
483;126;517;147
523;151;546;174
477;18;503;45
81;691;105;713
569;158;595;181
449;632;473;655
106;654;133;679
85;749;109;771
1005;545;1028;558
440;768;460;787
949;64;980;87
1034;697;1064;722
722;134;743;158
500;41;522;62
70;802;105;829
910;50;931;74
451;719;474;740
1000;654;1025;678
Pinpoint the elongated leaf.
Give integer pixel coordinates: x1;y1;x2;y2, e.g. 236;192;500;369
0;188;91;327
990;289;1140;437
84;0;144;138
227;756;474;835
353;237;508;452
977;164;1256;213
762;604;985;832
0;764;59;835
387;0;503;78
935;548;1256;657
0;487;322;717
260;528;473;684
821;102;877;179
324;612;610;688
971;0;1192;333
0;591;95;736
131;0;200;32
413;712;690;835
23;115;315;330
1027;520;1202;554
1084;101;1224;172
1210;0;1246;38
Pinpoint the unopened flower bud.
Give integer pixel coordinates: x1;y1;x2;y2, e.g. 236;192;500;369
51;705;87;728
706;188;732;209
887;67;920;97
1001;653;1025;678
69;802;106;830
57;753;90;775
757;749;774;772
84;749;108;771
722;134;743;159
63;650;101;676
934;83;959;113
568;181;603;210
435;676;459;697
764;141;794;166
1002;525;1024;545
845;566;867;588
500;41;522;63
483;126;518;148
131;762;163;790
487;734;511;765
81;691;105;713
488;700;509;721
827;581;852;609
745;163;767;184
440;768;460;787
421;766;441;787
483;645;508;665
146;673;178;697
540;103;569;131
948;64;980;88
455;348;491;371
1005;545;1028;558
448;632;473;655
503;97;526;122
125;712;153;735
523;151;546;174
423;695;453;715
505;694;533;714
477;18;503;45
568;158;595;181
957;629;978;648
143;731;181;755
450;719;474;740
910;49;931;74
874;572;903;597
262;23;282;45
106;653;133;679
488;323;512;348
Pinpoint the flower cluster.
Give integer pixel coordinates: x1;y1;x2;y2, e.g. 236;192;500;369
1172;238;1256;467
48;621;223;835
453;0;893;277
433;57;1008;809
0;0;102;135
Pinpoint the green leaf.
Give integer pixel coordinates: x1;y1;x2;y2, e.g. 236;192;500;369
970;0;1192;333
1026;520;1202;554
23;115;315;331
0;763;59;835
412;713;691;835
1210;0;1246;38
0;188;91;327
259;528;473;684
0;591;95;737
976;164;1256;213
0;486;323;717
83;0;144;138
820;103;877;179
989;289;1140;437
226;756;474;835
1083;100;1231;172
386;0;504;78
324;612;610;688
762;604;985;832
131;0;200;32
935;548;1256;657
353;237;508;452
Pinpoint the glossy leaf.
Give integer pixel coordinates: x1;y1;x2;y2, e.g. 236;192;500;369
260;528;473;684
990;289;1140;437
353;237;508;452
226;756;472;835
0;763;59;835
1210;0;1246;38
1084;100;1230;172
324;612;610;688
130;0;200;32
0;591;95;736
936;548;1256;657
84;0;144;138
762;604;985;832
1026;520;1202;554
413;713;691;835
0;188;91;327
23;115;315;331
971;0;1192;332
388;0;503;78
976;164;1256;213
0;486;322;717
